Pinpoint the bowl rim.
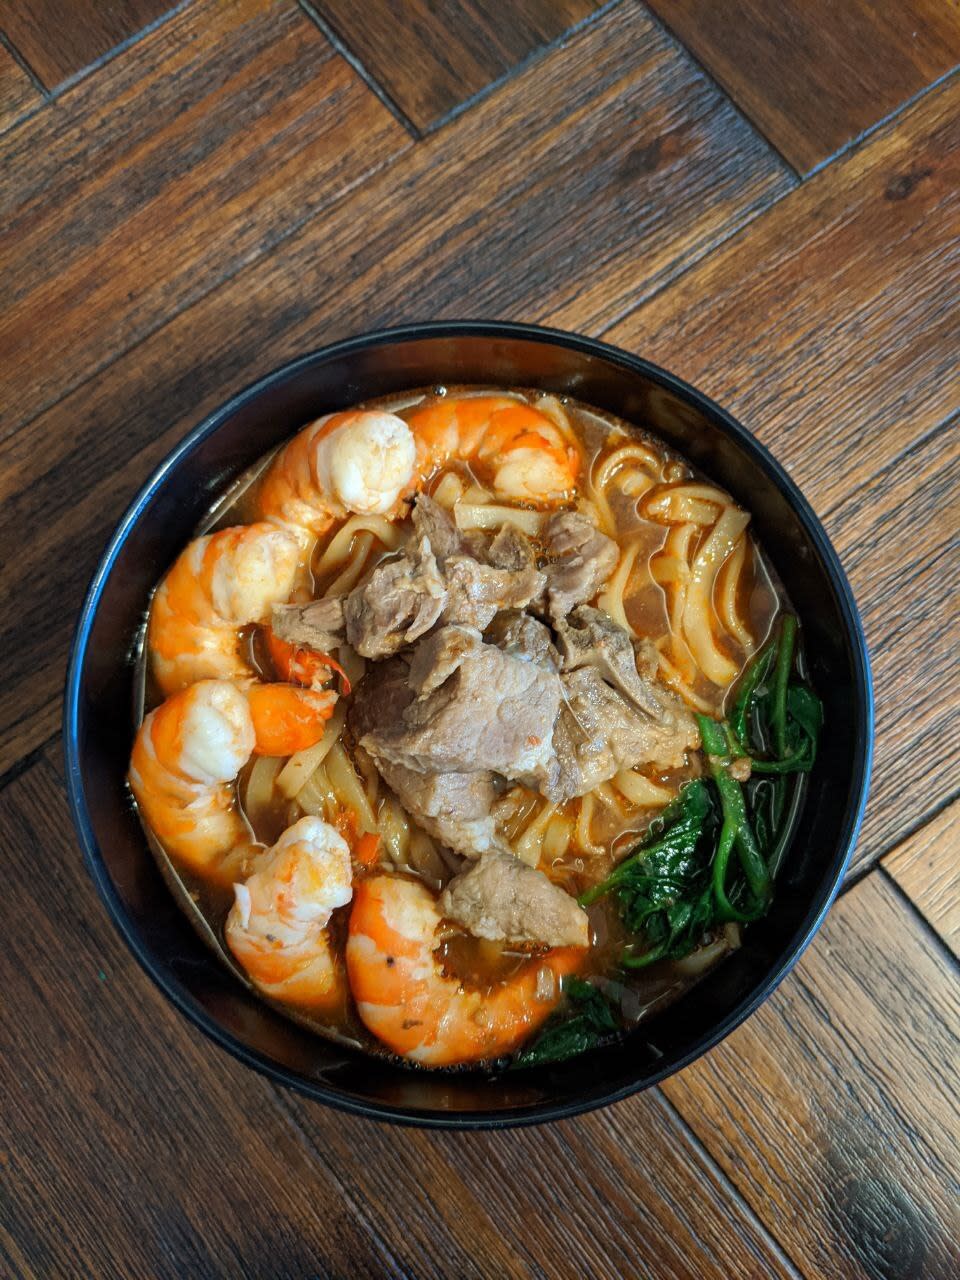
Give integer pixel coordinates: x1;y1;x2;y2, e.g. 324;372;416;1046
63;319;873;1128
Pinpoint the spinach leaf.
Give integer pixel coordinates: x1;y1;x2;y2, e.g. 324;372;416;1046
579;779;727;966
513;978;619;1067
578;779;712;910
737;615;823;774
787;684;824;753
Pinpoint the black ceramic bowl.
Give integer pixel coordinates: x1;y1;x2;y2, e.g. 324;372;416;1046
64;322;872;1128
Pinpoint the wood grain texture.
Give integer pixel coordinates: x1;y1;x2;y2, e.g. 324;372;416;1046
0;0;178;88
884;799;960;958
0;1;792;775
312;0;602;129
827;421;960;871
0;0;789;442
285;1086;798;1280
0;752;792;1279
0;0;407;440
0;41;41;131
646;0;960;172
662;871;960;1280
0;757;400;1279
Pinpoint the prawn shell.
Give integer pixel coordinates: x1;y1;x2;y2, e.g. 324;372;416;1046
346;876;585;1067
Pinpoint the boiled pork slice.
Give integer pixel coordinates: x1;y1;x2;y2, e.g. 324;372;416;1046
271;596;346;651
555;605;665;716
484;610;560;670
343;536;446;658
358;625;562;789
539;511;619;622
372;759;506;858
548;665;699;801
438;850;589;948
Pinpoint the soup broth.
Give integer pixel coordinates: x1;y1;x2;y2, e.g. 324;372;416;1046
130;386;816;1069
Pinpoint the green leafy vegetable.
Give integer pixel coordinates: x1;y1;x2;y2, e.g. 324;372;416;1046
578;780;724;967
737;616;823;774
697;712;771;921
578;780;711;908
770;613;797;758
729;641;776;748
515;614;823;1067
513;978;619;1067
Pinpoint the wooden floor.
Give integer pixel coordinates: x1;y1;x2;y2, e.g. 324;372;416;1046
1;1;957;1276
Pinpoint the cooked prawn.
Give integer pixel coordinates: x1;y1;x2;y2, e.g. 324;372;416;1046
257;410;416;541
129;679;334;883
226;816;352;1011
346;875;585;1066
148;523;301;696
265;628;351;694
246;682;336;755
406;395;580;502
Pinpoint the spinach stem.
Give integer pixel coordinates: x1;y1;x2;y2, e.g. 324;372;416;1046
710;815;739;918
729;635;777;748
749;755;813;774
696;713;772;911
771;614;797;759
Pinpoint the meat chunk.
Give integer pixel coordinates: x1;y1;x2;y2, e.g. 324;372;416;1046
358;626;562;787
376;758;506;857
411;492;469;563
270;596;345;651
350;652;503;856
438;850;589;948
484;610;560;671
344;536;446;658
539;511;618;622
485;523;537;573
548;665;699;801
442;554;545;630
349;655;415;739
342;496;545;648
555;606;664;716
407;623;482;695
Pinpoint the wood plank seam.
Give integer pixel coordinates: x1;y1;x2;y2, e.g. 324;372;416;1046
410;0;628;139
640;0;801;176
643;1;960;175
817;408;960;522
879;863;960;979
0;731;61;797
650;1087;806;1278
1;0;191;99
0;73;415;452
835;783;960;900
595;63;960;347
592;173;793;339
0;3;796;452
646;12;960;181
800;62;960;183
297;0;423;138
0;31;47;99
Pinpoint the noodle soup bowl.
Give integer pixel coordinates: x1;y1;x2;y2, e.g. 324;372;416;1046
65;322;872;1128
